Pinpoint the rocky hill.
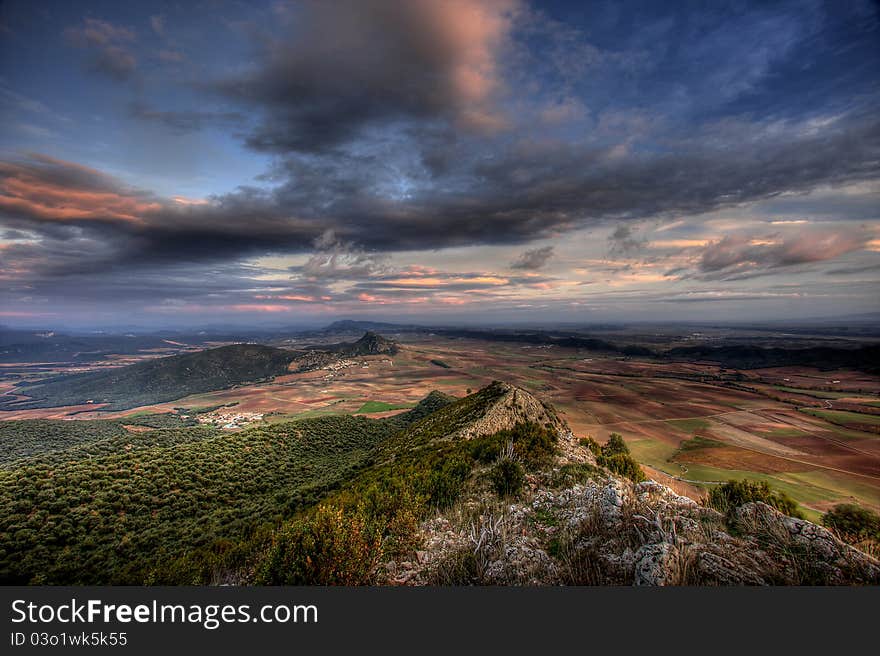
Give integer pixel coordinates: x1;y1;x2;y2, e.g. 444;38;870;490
398;381;566;446
373;383;879;585
294;331;399;372
339;331;399;356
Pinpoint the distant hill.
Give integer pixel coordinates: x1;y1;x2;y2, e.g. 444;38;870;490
1;343;297;411
0;329;185;364
322;319;416;333
335;331;399;356
295;331;399;371
666;344;880;372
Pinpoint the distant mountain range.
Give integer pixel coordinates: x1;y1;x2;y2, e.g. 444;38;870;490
1;332;402;412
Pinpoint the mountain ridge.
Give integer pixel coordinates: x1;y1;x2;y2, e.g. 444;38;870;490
0;343;297;411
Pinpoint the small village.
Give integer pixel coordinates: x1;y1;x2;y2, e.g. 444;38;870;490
321;358;394;381
195;409;264;430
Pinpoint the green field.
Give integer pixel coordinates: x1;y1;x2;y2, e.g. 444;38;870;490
625;433;877;521
627;438;680;469
758;427;808;438
773;386;858;399
801;408;880;427
355;400;414;414
666;418;712;434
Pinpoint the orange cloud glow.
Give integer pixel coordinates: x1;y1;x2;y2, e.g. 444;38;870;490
0;161;161;222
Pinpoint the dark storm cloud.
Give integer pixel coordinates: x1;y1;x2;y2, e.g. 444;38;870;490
2;106;879;278
511;246;554;270
18;0;874;269
212;0;518;153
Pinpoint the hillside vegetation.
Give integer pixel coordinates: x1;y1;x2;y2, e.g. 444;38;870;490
0;381;877;585
0;393;457;584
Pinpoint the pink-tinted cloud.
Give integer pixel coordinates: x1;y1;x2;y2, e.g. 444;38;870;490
697;229;869;278
0;158;161;223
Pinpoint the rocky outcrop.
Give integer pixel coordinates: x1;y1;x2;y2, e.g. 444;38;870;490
731;502;880;584
406;380;567;444
454;381;565;440
383;470;880;586
376;381;879;586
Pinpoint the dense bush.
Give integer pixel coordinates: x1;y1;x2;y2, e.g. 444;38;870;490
256;505;382;585
123;412;198;429
599;453;646;483
490;457;525;497
588;433;646;483
707;480;804;519
1;380;559;585
579;436;601;456
470;421;558;468
0;419;129;467
822;504;880;542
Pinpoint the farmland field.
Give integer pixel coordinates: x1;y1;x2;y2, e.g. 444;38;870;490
2;332;879;517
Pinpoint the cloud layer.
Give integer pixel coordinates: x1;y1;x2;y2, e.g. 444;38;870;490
0;0;878;325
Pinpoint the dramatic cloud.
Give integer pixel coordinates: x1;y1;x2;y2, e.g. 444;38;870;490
0;155;161;225
64;18;138;80
511;246;554;270
607;225;644;256
295;231;391;281
214;0;519;152
2;1;878;325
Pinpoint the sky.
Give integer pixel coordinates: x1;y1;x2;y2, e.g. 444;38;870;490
0;0;878;330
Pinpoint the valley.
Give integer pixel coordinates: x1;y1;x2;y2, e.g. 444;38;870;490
1;324;879;584
2;325;879;521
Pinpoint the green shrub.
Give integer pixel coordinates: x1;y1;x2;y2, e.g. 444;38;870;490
490;458;525;497
593;433;646;483
603;433;629;456
469;422;557;469
256;505;382;585
421;455;472;508
599;453;646;483
822;504;880;542
707;480;804;519
579;437;601;456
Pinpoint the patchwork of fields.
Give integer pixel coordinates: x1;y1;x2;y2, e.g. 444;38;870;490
2;335;879;519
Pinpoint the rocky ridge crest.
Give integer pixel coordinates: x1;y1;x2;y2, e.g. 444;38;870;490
382;383;879;586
